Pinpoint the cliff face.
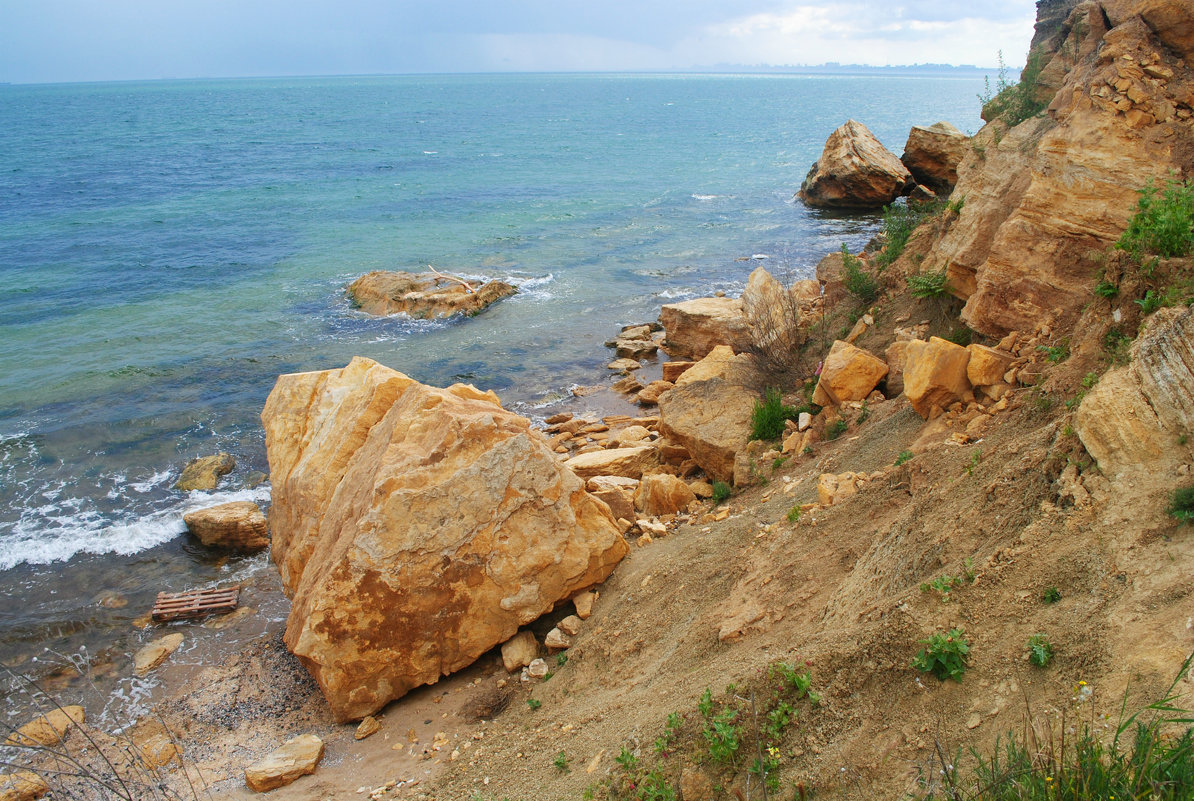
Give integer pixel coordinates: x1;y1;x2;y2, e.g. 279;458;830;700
922;0;1194;338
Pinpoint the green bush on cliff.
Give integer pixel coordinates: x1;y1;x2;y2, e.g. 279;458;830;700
841;244;879;304
877;202;934;269
1118;177;1194;260
750;387;797;441
980;49;1048;127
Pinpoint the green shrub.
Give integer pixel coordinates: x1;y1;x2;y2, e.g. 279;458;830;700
1094;278;1118;299
841;244;879;303
908;268;951;299
981;49;1048;126
878;202;933;269
703;708;741;765
526;697;541;710
895;450;914;467
554;751;571;773
711;481;731;504
1118;177;1194;260
912;628;970;682
750;387;797;441
1042;586;1062;604
1169;485;1194;523
826;419;848;440
944;326;973;346
1137;289;1163;315
1028;634;1054;667
787;505;802;523
1038;340;1070;363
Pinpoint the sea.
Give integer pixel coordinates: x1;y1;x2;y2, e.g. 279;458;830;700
0;72;987;716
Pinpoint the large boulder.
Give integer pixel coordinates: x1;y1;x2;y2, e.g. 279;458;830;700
901;121;970;194
659;297;751;360
658;350;759;485
903;337;974;419
183;501;269;552
1077;305;1194;478
634;474;697;517
798;120;914;209
811;340;889;407
262;357;628;721
347;270;516;319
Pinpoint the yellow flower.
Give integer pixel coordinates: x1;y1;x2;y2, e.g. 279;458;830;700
1079;680;1087;686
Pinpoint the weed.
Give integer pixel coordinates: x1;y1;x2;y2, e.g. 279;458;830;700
912;628;970;682
1082;371;1099;389
654;711;683;755
711;481;731;505
878;202;934;269
1042;586;1062;604
980;49;1048;126
826;419;848;440
698;687;714;719
1137;289;1163;315
765;701;796;740
1117;176;1194;260
749;748;782;794
1168;485;1194;524
908;268;951;299
1038;340;1070;363
1032;388;1054;414
786;505;802;524
1065;391;1085;411
703;708;742;766
615;746;638;772
963;557;976;583
556;653;568;667
944;326;973;347
965;450;982;476
921;574;963;601
1028;634;1054;667
1104;327;1132;365
751;387;797;441
895;450;914;467
636;769;676;801
947;195;966;214
841;244;879;304
526;697;542;710
769;662;814;699
772;455;789;472
802;445;813;456
554;751;571;773
1094;278;1118;299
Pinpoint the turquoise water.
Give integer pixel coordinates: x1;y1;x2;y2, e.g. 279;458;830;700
0;73;986;673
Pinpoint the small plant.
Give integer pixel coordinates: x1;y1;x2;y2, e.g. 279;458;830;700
965;449;982;476
556;653;568;667
1028;633;1054;667
1117;176;1194;260
841;244;879;303
711;481;731;505
1042;586;1062;604
637;769;676;801
527;697;542;710
749;747;782;794
856;400;871;425
912;628;970;682
655;711;683;755
1168;485;1194;523
615;746;638;772
765;700;796;740
802;445;813;456
920;574;962;601
826;419;848;440
895;450;914;466
962;557;976;583
1104;327;1132;365
944;325;973;346
1094;278;1119;299
1137;289;1163;315
698;687;714;719
1082;371;1099;389
1038;341;1070;363
703;708;742;766
772;455;789;471
946;195;966;214
769;661;814;699
787;505;802;524
980;49;1048;126
751;387;798;441
554;750;571;773
908;268;951;299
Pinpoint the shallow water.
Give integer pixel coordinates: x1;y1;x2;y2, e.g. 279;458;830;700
0;72;987;684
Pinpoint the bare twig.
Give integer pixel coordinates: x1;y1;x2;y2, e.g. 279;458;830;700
427;265;475;293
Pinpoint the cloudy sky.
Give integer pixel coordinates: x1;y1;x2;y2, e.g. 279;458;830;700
1;0;1037;84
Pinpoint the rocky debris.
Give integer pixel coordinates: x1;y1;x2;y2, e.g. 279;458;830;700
903;337;975;419
501;631;540;672
133;633;184;676
658;297;751;360
634;473;697;517
572;590;596;619
607;358;641;373
355;716;381;740
183;501;269;552
901;121;969;194
662;361;696;382
918;3;1194;337
811;340;889;406
798;119;914;209
817;472;864;506
174;452;235;491
5;706;85;747
614;338;658;359
1078;305;1194;478
525;658;549;680
816;250;849;306
262;357;627;721
557;615;583;636
636;380;674;406
134;731;180;769
0;771;49;801
544;628;571;650
243;733;324;793
564;446;657;480
966;344;1015;390
658;349;759;485
346;270;516;319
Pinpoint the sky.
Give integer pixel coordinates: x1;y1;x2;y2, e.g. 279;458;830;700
0;1;1038;84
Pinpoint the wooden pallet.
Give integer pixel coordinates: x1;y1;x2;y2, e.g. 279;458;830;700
152;586;240;622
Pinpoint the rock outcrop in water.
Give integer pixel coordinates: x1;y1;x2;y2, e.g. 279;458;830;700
798;120;913;209
346;270;516;319
262;357;627;721
900;121;969;195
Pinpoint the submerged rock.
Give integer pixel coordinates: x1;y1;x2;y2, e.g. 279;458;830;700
798;120;913;209
346;270;516;319
262;357;627;721
183;501;269;552
175;453;235;492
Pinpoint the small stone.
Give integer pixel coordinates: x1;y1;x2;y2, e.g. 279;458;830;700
244;733;325;792
607;358;642;372
355;716;381;740
5;706;85;747
174;453;235;491
557;615;583;636
526;658;549;679
0;771;49;801
133;633;184;676
501;631;539;672
798;412;812;431
572;590;596;620
544;628;571;650
545;413;573;425
638;519;667;537
966;713;982;729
